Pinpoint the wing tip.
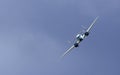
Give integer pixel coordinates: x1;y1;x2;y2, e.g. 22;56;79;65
96;16;99;20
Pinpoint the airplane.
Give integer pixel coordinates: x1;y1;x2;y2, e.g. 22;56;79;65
61;17;99;58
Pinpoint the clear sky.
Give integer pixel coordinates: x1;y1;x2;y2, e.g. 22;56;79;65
0;0;120;75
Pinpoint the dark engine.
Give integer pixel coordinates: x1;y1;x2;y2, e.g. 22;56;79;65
84;32;89;36
74;43;79;47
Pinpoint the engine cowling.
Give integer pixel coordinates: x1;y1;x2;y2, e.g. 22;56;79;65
74;43;79;47
84;32;89;36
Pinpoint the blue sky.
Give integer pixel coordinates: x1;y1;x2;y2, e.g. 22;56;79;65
0;0;120;75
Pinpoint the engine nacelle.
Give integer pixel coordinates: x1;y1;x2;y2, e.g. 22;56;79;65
84;32;89;36
74;43;79;47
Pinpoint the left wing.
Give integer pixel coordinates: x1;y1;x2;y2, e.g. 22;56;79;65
86;16;99;32
61;45;75;58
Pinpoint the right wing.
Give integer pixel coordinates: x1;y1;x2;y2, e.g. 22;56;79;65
61;45;75;58
86;16;99;32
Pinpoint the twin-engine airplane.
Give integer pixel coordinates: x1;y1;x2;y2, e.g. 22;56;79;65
61;17;99;58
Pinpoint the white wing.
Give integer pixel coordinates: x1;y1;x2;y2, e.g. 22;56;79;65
86;16;99;32
61;45;75;58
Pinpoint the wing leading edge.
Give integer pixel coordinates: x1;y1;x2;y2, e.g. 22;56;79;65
86;16;99;32
61;45;75;58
